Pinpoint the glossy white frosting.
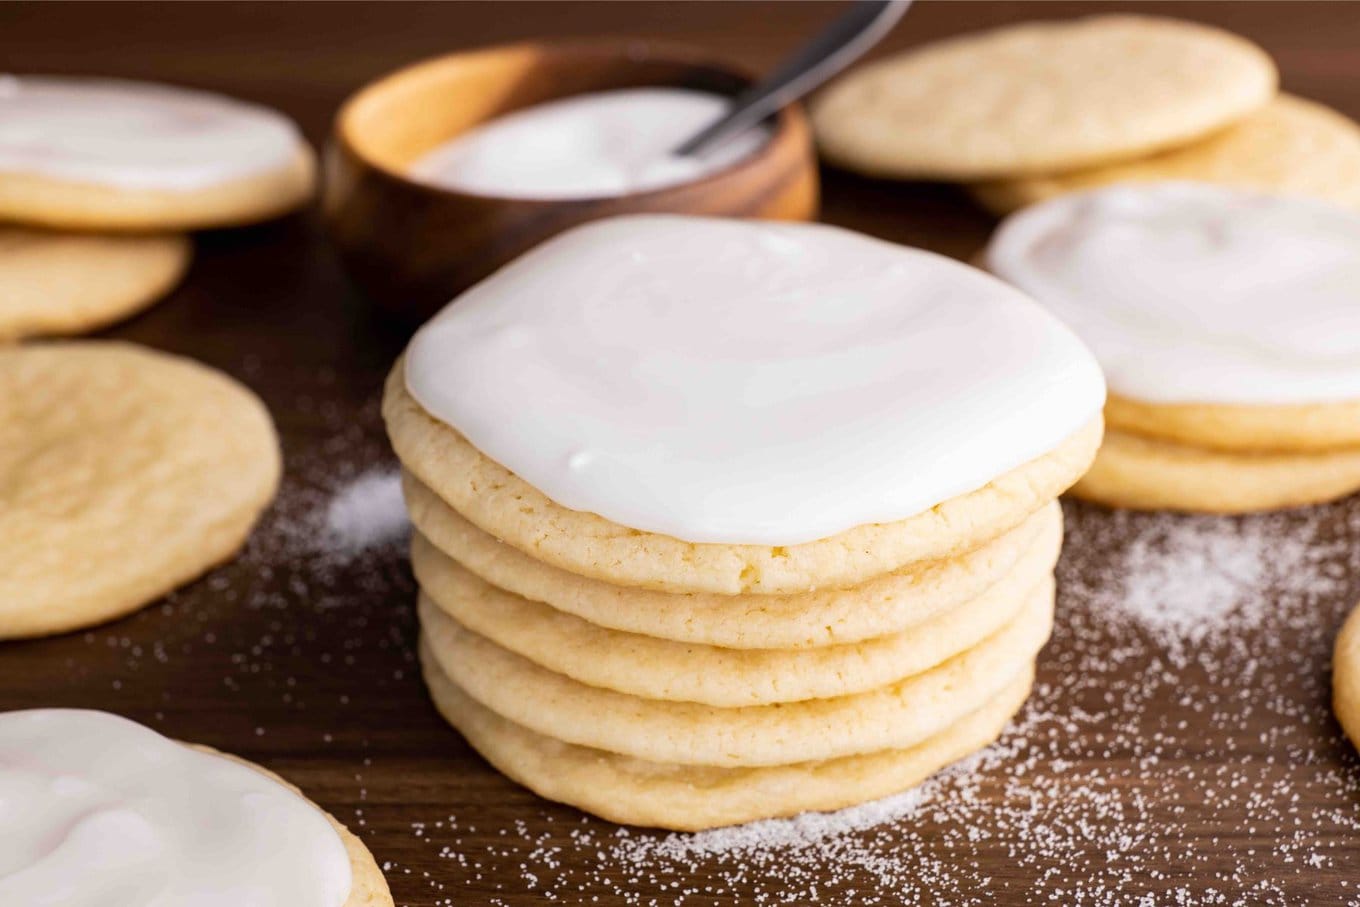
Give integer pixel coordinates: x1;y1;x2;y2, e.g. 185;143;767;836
0;709;351;907
0;75;304;190
405;216;1104;545
985;182;1360;405
407;88;767;199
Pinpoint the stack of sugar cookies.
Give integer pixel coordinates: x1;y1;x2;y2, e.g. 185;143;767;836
812;15;1360;216
984;181;1360;514
0;75;315;340
384;215;1106;830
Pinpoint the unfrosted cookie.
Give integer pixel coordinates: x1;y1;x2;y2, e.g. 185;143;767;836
0;708;391;906
1071;430;1360;513
812;15;1276;180
1104;393;1360;454
386;362;1101;595
972;95;1360;214
420;579;1051;767
0;342;281;638
422;640;1032;831
416;523;1052;705
0;76;315;231
0;227;190;340
409;480;1060;649
1333;602;1360;751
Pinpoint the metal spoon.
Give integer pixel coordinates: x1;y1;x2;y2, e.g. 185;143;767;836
674;0;911;159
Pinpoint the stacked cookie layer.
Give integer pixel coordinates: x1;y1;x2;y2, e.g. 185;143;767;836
986;182;1360;514
382;213;1106;831
387;366;1101;830
812;14;1360;217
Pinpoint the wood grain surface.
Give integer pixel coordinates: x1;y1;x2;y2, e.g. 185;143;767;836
4;3;1360;905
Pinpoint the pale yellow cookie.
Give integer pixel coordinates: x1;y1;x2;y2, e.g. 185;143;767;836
420;578;1051;767
812;15;1276;180
421;639;1033;831
0;227;190;341
384;361;1102;595
1104;392;1360;455
0;147;315;233
1333;602;1360;752
0;342;281;638
1072;429;1360;513
410;483;1061;649
972;95;1360;214
415;526;1054;706
202;747;393;907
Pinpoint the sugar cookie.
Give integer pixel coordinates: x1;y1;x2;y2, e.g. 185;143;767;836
411;493;1060;650
0;75;315;231
388;367;1100;596
0;227;190;340
1071;430;1360;513
1104;393;1360;455
416;523;1051;706
420;579;1052;767
0;708;391;906
812;15;1276;180
0;342;281;638
422;640;1033;831
1333;602;1360;751
972;95;1360;214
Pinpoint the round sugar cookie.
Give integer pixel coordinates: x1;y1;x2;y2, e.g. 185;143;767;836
409;480;1061;649
0;342;281;638
1072;430;1360;513
972;95;1360;215
0;227;190;341
421;640;1033;831
0;709;391;906
386;362;1102;595
420;579;1052;768
1333;602;1360;752
415;520;1056;706
1104;393;1360;455
811;14;1276;180
0;76;315;231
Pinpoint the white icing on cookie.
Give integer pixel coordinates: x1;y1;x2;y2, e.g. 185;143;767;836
0;709;351;906
985;182;1360;405
0;75;304;191
405;215;1104;545
408;88;767;200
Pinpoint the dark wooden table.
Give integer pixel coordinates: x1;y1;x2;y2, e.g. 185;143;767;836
6;3;1360;905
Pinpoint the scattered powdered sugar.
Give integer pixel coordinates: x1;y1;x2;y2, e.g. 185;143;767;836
323;468;409;557
408;497;1360;906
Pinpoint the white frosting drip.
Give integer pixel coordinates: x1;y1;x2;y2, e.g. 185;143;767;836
0;75;304;190
985;182;1360;405
407;88;768;199
0;710;352;907
405;216;1104;545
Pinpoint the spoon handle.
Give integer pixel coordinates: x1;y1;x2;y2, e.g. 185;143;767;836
674;0;911;159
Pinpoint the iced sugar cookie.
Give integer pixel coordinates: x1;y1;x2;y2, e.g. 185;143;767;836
0;709;391;906
420;580;1052;768
422;640;1033;831
0;75;315;231
812;15;1276;180
973;95;1360;214
0;227;190;340
415;520;1053;706
385;215;1104;594
410;488;1061;650
0;342;280;638
986;182;1360;511
1334;602;1360;751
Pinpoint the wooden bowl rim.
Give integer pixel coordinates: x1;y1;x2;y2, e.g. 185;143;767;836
333;37;810;206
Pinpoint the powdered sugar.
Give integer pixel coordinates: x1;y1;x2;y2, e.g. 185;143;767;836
324;468;408;556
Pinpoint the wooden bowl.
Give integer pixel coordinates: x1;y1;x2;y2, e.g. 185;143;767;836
323;40;819;324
